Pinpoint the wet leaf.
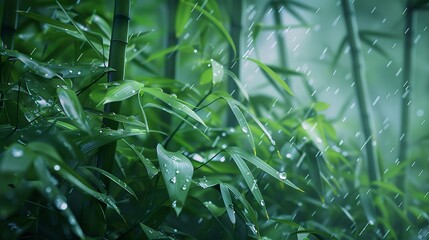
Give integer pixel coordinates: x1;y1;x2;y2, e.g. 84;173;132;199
246;58;294;95
181;0;236;57
220;183;236;224
82;166;138;200
227;147;302;192
228;150;267;217
123;140;159;179
157;144;193;216
57;88;93;135
142;88;206;126
101;80;143;106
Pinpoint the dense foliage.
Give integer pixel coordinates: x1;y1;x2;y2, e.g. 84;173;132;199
1;0;428;239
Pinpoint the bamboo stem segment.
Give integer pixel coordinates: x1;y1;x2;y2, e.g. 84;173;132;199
399;2;414;209
341;0;381;183
97;0;130;189
227;0;242;126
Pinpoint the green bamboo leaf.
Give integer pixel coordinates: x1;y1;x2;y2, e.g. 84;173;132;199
123;140;159;179
87;110;146;128
101;80;143;106
17;11;77;31
175;1;193;37
0;144;32;177
146;45;192;62
227;147;302;192
0;48;56;78
292;229;335;240
90;14;112;38
372;181;404;195
271;218;301;228
33;157;84;238
80;129;152;154
142;88;206;126
359;188;376;225
57;88;93;135
56;1;104;61
224;98;256;154
228;150;267;217
220;183;236;224
48;64;113;78
303;144;325;202
246;58;294;95
157;144;194;216
211;59;224;86
222;183;259;236
181;0;236;57
203;201;226;217
224;70;249;101
223;97;276;153
82;166;138;200
140;223;170;239
313;102;330;111
27;143;123;217
266;64;305;77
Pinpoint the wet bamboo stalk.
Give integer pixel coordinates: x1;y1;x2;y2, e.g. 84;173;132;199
97;0;130;189
341;0;381;183
227;0;242;126
398;2;414;209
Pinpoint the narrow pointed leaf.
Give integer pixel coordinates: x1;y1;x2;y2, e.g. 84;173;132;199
224;70;249;101
27;143;123;217
0;48;56;78
181;0;236;57
140;223;170;239
82;166;138;200
123;140;159;179
101;80;143;105
246;58;294;95
220;183;236;224
33;157;84;238
224;98;255;154
227;147;302;191
157;144;193;216
228;151;267;217
142;88;206;126
175;1;193;37
57;88;93;135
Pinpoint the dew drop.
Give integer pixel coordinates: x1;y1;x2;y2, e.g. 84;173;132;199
278;172;287;180
11;148;23;157
53;165;61;171
170;176;177;184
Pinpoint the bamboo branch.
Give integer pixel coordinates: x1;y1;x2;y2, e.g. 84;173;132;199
341;0;381;183
97;0;130;189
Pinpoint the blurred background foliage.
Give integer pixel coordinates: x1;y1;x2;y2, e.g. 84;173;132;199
0;0;429;239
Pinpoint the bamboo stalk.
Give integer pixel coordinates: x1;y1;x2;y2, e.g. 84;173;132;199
398;2;414;209
1;0;19;50
0;0;19;117
165;0;177;80
272;2;288;79
227;0;242;126
341;0;381;183
97;0;130;189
